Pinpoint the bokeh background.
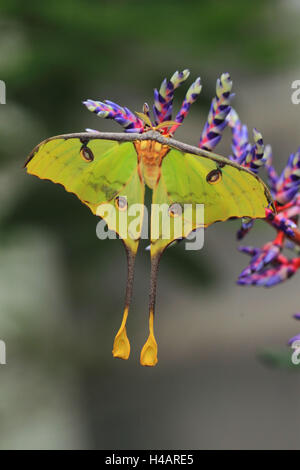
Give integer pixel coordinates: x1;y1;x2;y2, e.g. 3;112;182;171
0;0;300;450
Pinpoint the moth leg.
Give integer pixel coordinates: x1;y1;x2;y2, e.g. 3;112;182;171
112;243;137;360
140;253;160;366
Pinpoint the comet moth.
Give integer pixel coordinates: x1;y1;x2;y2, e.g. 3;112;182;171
24;70;274;366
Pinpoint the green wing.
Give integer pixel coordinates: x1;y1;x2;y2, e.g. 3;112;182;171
140;147;274;367
25;136;145;362
150;147;272;257
140;147;273;367
25;137;144;252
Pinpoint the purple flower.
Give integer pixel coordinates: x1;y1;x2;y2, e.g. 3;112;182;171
227;109;250;161
265;209;297;238
169;77;202;134
83;99;144;132
275;149;300;205
288;334;300;346
199;73;233;151
238;261;296;287
239;241;281;277
153;69;190;124
239;128;267;174
236;218;254;240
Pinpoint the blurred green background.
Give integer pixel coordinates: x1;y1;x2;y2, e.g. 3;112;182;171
0;0;300;449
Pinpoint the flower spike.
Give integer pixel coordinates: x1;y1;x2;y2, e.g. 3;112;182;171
275;148;300;205
238;259;298;287
240;128;266;174
238;239;283;278
265;209;298;238
83;99;144;132
236;218;254;240
227;108;251;162
153;69;190;124
169;77;202;134
199;72;233;151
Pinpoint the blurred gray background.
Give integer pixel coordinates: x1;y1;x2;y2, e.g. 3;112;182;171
0;0;299;449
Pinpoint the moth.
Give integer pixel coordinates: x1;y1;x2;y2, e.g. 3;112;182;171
24;70;274;366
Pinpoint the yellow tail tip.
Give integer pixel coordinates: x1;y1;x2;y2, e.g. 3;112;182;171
140;333;158;367
112;326;130;360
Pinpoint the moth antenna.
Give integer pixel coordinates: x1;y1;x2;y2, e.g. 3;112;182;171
112;244;136;360
140;254;160;366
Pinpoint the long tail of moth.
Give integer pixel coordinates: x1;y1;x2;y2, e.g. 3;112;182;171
112;244;137;360
140;253;160;366
112;242;137;359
